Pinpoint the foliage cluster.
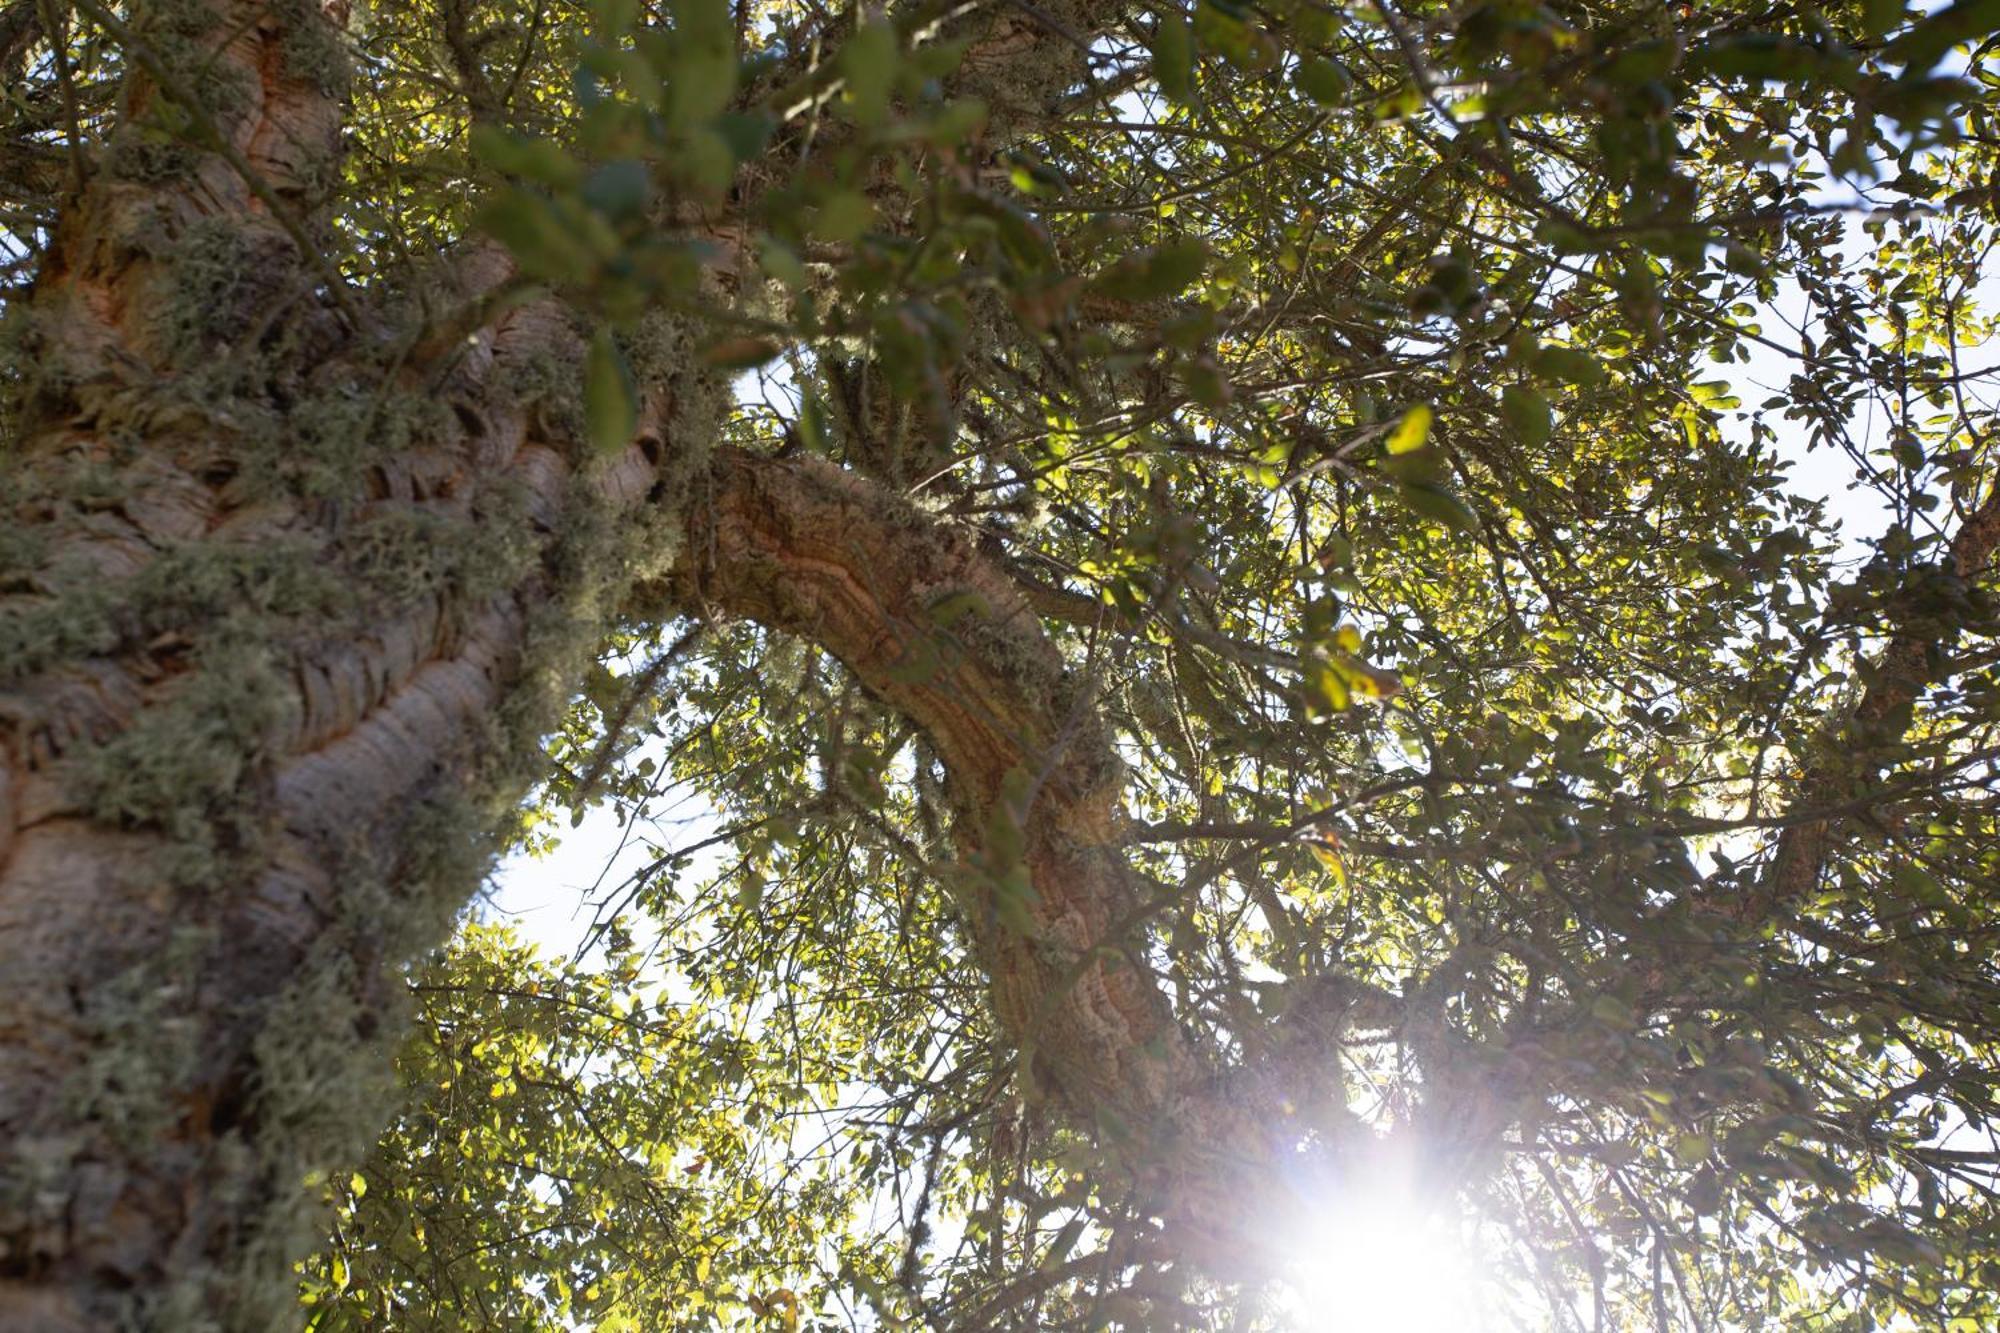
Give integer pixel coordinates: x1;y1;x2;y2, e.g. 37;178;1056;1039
7;0;2000;1328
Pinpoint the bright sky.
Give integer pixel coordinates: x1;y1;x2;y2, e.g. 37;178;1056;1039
484;741;724;963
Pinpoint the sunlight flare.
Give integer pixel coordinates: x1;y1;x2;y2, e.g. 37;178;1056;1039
1277;1170;1486;1333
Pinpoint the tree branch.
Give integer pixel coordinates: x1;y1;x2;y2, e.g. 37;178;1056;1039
1742;477;2000;924
678;448;1350;1262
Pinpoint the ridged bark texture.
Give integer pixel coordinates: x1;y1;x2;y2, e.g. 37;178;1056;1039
0;5;696;1325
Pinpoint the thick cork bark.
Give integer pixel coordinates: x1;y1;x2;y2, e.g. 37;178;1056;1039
0;4;673;1322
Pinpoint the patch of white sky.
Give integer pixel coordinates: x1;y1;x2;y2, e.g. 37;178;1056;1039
478;359;941;1318
484;360;805;964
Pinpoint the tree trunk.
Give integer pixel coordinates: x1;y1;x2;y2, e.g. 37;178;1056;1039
0;5;704;1324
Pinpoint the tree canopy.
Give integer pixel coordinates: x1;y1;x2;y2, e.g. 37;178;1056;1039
3;0;2000;1329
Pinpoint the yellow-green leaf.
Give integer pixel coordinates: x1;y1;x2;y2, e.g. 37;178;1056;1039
1501;384;1552;447
1151;16;1194;102
1386;404;1433;455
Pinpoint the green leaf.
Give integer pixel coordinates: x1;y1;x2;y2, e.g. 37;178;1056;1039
1885;0;2000;72
1501;385;1552;447
1532;344;1607;388
796;389;828;453
1693;35;1854;87
840;23;900;125
1090;239;1208;302
811;190;875;244
662;0;739;126
1191;0;1249;64
1292;56;1350;105
922;98;989;148
1533;219;1596;254
1303;664;1349;715
882;635;943;684
926;589;994;627
757;237;808;289
1599;39;1678;85
905;36;973;81
1150;15;1195;102
582;43;663;106
584;328;639;455
1041;1216;1088;1270
983;771;1030;870
677;127;738;194
476;189;598;285
468;126;583;189
953;189;1053;270
1178;354;1232;408
1398;478;1476;533
714;110;777;162
1591;994;1637;1028
592;0;640;35
993;866;1040;934
581;160;650;224
671;0;732;49
1863;0;1906;39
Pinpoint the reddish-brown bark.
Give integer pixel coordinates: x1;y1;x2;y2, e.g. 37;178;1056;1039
1753;481;2000;915
0;0;1321;1322
684;449;1198;1121
1632;482;2000;1009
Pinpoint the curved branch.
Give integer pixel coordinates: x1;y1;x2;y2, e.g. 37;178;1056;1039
683;449;1193;1109
679;449;1340;1256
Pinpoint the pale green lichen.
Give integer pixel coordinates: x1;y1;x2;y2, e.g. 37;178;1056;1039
74;637;293;864
9;164;726;1313
62;927;211;1152
272;0;354;100
146;218;287;359
0;536;348;686
102;131;204;185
